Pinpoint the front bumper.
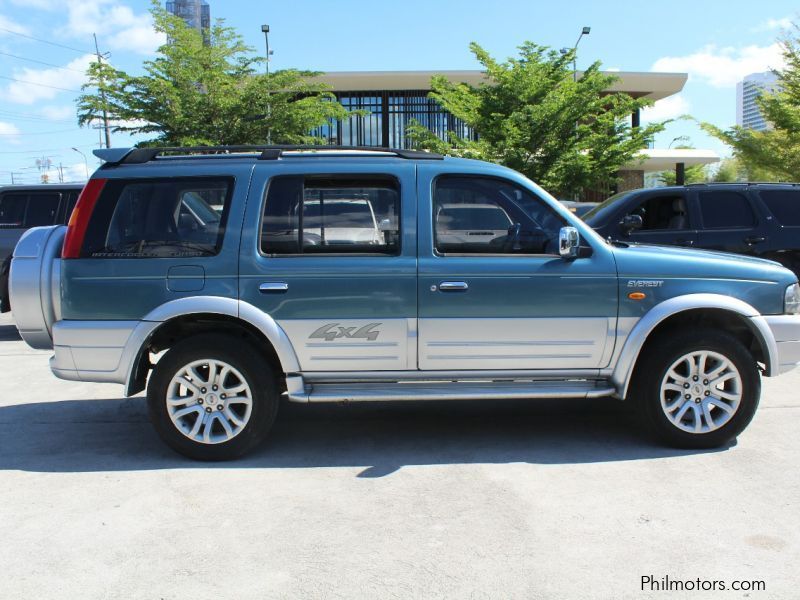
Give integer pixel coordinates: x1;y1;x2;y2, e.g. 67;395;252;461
764;315;800;375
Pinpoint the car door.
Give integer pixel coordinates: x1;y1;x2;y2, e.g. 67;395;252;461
695;188;767;254
416;166;618;371
239;161;417;372
0;190;61;259
623;190;698;247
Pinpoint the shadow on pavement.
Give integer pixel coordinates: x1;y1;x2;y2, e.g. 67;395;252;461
0;396;727;475
0;324;20;341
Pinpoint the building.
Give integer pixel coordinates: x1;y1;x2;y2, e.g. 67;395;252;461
737;71;780;131
309;70;718;193
166;0;210;41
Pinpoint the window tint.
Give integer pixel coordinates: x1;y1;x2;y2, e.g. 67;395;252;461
82;178;231;258
434;176;565;254
626;195;687;231
759;189;800;226
0;193;27;227
23;192;60;227
698;191;755;229
261;176;400;255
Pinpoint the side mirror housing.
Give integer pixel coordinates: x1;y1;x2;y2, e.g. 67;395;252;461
559;226;580;259
620;214;643;235
378;218;397;233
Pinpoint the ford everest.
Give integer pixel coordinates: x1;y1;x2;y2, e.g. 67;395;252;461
9;146;800;460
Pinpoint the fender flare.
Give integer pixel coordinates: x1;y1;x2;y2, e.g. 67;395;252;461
123;296;301;395
612;293;778;399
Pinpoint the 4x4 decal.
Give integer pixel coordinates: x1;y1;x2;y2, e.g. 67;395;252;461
309;323;382;342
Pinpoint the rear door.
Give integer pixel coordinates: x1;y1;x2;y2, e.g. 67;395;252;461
239;161;417;372
695;189;766;254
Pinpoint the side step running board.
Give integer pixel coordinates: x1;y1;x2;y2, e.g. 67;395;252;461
285;377;615;403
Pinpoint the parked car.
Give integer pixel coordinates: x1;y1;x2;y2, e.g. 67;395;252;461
583;183;800;276
560;200;599;218
0;184;83;312
9;147;800;460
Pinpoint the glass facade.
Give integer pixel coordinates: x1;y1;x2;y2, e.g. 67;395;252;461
311;90;476;149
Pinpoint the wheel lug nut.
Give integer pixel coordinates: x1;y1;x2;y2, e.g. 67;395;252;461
685;394;691;400
221;393;226;399
684;383;690;389
703;379;708;385
212;385;218;391
695;398;701;403
692;376;699;381
201;387;207;393
205;407;212;413
217;404;224;411
198;398;204;404
704;390;710;396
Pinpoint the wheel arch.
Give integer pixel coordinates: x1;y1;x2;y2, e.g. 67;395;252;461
612;294;778;399
124;297;300;396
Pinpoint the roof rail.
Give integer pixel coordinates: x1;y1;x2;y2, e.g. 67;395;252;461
93;145;444;165
684;181;799;187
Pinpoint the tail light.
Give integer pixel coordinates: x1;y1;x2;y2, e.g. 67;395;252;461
62;178;106;259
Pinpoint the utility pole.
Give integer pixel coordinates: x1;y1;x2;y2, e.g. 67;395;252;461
93;33;112;149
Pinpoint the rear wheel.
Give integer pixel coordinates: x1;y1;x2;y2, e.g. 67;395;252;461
631;328;760;449
147;334;279;460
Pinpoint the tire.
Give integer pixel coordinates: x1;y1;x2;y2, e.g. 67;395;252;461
147;333;279;460
630;328;760;449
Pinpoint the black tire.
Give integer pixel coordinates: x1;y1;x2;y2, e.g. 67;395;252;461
630;328;760;449
147;333;279;460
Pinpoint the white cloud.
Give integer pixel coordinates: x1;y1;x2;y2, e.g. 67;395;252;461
59;0;164;55
0;53;94;105
40;105;76;121
0;13;30;35
0;121;22;144
652;43;785;87
641;94;690;122
753;17;793;32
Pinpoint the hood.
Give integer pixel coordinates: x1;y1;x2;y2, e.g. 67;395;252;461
612;242;796;284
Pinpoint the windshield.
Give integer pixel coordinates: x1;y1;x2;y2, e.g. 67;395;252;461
582;190;635;225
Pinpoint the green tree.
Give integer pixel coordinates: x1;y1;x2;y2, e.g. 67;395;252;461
701;24;800;180
77;2;347;146
407;42;665;197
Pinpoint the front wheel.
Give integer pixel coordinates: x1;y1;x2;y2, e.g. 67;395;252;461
631;329;760;449
147;334;279;460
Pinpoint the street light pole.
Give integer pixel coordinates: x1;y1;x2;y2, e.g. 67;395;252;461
261;24;274;144
571;26;591;82
261;24;272;76
71;147;90;180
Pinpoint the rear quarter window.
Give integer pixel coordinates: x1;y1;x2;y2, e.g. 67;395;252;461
759;189;800;226
81;177;232;258
698;191;755;229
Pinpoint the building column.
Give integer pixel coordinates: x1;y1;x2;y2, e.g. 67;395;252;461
676;162;686;186
631;109;640;129
381;91;390;148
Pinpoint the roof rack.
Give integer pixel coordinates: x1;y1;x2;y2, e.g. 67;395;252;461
685;181;800;187
93;145;444;165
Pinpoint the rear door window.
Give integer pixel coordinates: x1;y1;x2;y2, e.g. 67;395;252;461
82;178;232;258
261;176;400;255
759;189;800;226
23;192;60;227
698;191;755;229
0;193;27;227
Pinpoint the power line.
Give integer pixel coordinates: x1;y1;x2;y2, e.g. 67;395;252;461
0;26;93;55
0;74;81;93
0;144;97;155
0;50;89;73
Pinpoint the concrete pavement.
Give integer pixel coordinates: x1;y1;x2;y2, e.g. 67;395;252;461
0;311;798;599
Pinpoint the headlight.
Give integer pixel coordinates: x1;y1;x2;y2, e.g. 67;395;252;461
786;283;800;314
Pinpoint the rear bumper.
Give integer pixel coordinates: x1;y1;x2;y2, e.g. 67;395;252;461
763;315;800;375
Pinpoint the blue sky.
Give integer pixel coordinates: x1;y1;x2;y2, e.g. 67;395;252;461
0;0;795;184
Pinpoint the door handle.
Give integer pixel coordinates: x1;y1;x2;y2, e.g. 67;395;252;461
677;238;694;246
438;281;469;292
745;236;766;245
259;282;289;293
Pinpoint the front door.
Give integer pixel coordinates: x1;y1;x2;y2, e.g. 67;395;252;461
624;191;698;248
239;162;417;372
417;167;618;371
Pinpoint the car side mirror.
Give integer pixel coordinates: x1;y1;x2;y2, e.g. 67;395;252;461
620;214;643;235
559;226;580;259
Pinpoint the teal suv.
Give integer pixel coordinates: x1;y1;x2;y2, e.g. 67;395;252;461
10;146;800;459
